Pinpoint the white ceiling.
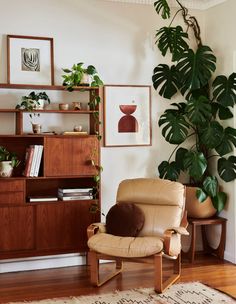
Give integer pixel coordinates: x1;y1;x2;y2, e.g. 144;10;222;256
102;0;227;10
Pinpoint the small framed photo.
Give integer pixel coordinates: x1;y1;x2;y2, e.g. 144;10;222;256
103;85;152;147
7;35;54;85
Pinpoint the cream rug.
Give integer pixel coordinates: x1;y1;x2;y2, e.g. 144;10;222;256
8;282;236;304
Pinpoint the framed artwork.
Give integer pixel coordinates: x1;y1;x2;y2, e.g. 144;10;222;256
7;35;54;85
103;85;152;147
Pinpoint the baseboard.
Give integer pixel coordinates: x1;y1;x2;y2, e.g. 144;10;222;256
224;251;236;264
0;253;86;273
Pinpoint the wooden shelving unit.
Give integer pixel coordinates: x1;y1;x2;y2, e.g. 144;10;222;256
0;84;101;259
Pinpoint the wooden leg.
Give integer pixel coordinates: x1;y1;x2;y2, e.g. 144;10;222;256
116;259;123;270
216;221;226;259
190;223;196;263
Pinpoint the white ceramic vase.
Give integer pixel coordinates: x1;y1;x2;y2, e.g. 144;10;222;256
0;161;13;177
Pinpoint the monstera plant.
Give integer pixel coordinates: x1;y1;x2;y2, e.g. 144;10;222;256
153;0;236;212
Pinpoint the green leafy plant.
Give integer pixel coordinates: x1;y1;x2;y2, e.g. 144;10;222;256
153;0;236;212
62;62;103;92
0;146;20;168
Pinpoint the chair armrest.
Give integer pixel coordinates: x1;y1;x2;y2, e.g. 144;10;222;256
163;227;189;256
87;223;106;239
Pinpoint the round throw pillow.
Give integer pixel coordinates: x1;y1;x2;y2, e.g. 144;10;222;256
106;203;145;237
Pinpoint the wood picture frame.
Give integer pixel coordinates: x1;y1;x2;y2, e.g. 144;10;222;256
7;35;54;85
103;85;152;147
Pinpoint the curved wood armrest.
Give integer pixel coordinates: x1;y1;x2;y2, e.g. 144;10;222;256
163;226;189;256
87;223;106;239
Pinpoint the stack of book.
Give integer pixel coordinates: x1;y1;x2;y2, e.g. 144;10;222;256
58;187;94;201
23;145;44;177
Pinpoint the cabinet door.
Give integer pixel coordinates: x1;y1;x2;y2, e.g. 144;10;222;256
44;137;99;177
0;206;34;252
36;201;97;251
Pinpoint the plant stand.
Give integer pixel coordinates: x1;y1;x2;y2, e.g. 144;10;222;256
182;217;227;263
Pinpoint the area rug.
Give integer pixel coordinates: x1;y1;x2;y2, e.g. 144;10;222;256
8;282;236;304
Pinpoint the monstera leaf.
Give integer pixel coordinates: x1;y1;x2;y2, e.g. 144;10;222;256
159;106;189;144
212;73;236;107
200;121;224;149
212;192;227;212
211;102;233;120
158;161;180;181
156;26;189;61
215;127;236;156
152;64;179;99
154;0;170;19
183;151;207;181
185;96;212;125
176;45;216;95
175;147;188;170
203;176;218;197
218;156;236;182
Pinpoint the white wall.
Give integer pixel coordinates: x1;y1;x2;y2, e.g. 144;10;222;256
205;0;236;263
1;0;230;273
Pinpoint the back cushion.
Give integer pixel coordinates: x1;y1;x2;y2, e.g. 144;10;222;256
116;178;185;237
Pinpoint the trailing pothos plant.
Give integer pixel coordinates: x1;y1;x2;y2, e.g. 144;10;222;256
153;0;236;212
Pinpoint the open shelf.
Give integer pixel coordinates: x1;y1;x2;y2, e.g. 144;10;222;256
0;83;99;91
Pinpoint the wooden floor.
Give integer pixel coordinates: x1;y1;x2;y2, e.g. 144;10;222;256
0;254;235;303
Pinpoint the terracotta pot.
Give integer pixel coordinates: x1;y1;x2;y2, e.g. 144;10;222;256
0;161;13;177
185;186;217;218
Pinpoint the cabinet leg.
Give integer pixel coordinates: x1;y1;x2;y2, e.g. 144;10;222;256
216;221;226;259
189;223;196;263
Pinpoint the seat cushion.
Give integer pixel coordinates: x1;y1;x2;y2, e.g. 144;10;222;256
88;233;163;258
106;203;145;237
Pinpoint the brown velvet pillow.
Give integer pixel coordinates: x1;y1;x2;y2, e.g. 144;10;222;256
106;203;145;237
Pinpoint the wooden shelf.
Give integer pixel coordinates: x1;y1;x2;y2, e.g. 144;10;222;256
0;109;97;114
0;83;99;91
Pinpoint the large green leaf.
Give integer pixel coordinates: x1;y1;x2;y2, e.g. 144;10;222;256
211;102;233;120
212;192;227;212
154;0;170;19
218;156;236;182
185;96;212;125
183;151;207;181
156;26;189;61
158;161;180;181
215;127;236;156
203;176;218;197
159;107;189;144
176;46;216;95
175;147;188;170
212;73;236;107
152;64;179;99
200;121;224;149
196;188;208;203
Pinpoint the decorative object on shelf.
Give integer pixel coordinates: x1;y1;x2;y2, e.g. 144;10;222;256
7;35;54;85
59;103;69;110
72;101;82;110
0;146;20;177
16;91;50;111
73;125;83;132
31;123;42;134
62;62;103;91
103;85;151;147
152;0;236;214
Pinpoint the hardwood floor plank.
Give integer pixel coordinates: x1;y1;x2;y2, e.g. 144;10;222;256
0;255;235;303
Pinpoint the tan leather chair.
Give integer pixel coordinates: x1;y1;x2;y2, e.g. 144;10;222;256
87;178;188;293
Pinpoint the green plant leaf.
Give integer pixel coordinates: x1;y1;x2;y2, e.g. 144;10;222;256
156;26;189;61
200;121;224;149
185;95;212;125
159;107;189;144
154;0;170;19
212;73;236;107
212;192;227;212
218;156;236;182
175;147;188;170
196;188;208;202
158;161;180;181
211;102;233;120
215;127;236;156
183;151;207;181
203;176;218;197
86;65;97;75
152;64;179;99
176;46;216;95
62;68;71;73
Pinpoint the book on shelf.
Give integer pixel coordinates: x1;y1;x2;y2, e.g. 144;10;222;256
22;146;35;177
58;187;93;193
33;145;44;177
27;144;43;177
58;195;93;201
28;196;58;202
62;131;88;135
58;191;93;197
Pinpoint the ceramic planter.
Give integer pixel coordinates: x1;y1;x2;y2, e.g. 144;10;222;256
0;161;13;177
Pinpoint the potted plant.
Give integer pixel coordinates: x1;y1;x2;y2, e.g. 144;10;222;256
0;146;20;177
62;62;103;92
152;0;236;217
16;91;50;111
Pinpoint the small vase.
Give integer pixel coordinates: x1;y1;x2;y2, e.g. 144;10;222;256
0;161;13;177
32;123;42;134
80;73;91;85
36;99;44;110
